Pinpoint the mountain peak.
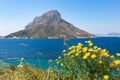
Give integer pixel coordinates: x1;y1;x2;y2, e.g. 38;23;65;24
40;10;61;22
43;10;61;18
25;10;61;30
6;10;95;38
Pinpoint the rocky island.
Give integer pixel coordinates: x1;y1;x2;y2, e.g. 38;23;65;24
6;10;95;38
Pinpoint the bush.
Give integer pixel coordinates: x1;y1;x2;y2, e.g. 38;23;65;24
53;40;120;80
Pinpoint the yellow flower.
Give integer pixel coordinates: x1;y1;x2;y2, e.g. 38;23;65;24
89;43;93;46
94;50;98;53
68;49;76;55
114;60;120;65
98;60;103;64
116;53;120;56
76;45;82;52
68;52;72;55
64;54;67;56
110;55;114;59
83;47;88;52
102;52;109;57
85;40;93;46
83;55;87;59
110;63;114;67
102;49;107;52
71;46;76;49
91;54;97;59
72;49;76;53
76;48;79;52
75;53;79;57
83;52;90;59
87;40;92;43
101;49;109;57
88;48;93;52
68;47;72;50
68;46;75;50
94;46;97;49
63;50;66;53
86;52;90;56
60;63;64;66
103;75;109;80
77;43;83;47
97;47;101;51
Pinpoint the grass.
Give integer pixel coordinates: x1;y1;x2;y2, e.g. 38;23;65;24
0;64;119;80
0;65;47;80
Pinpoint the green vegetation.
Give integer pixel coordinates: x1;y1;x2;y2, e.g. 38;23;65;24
0;58;48;80
51;40;120;80
0;65;46;80
0;40;120;80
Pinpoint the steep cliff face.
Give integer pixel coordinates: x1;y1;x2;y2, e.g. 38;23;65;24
6;10;95;38
25;10;62;30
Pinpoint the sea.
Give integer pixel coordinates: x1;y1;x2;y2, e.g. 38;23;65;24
0;37;120;69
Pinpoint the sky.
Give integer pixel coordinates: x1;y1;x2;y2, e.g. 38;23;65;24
0;0;120;36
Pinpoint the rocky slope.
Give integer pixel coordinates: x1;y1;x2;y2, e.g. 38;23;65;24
6;10;95;38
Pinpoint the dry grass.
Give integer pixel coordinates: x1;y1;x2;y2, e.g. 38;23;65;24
0;65;47;80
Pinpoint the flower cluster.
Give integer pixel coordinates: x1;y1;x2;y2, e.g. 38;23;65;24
55;40;120;80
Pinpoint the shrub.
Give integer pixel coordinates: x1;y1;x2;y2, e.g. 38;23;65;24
53;40;120;80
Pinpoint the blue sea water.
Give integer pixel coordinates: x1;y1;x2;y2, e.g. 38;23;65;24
0;37;120;69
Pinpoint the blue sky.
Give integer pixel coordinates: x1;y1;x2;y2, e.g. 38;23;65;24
0;0;120;36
